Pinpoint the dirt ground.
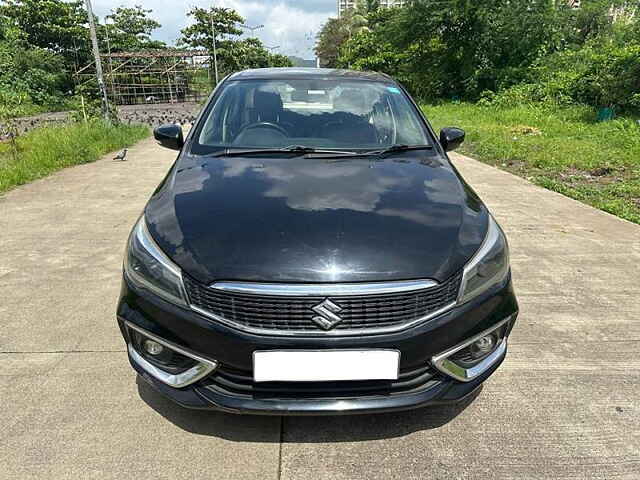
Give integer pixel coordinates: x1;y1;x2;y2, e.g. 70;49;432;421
5;102;203;136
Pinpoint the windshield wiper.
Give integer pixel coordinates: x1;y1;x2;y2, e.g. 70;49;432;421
213;144;433;159
367;144;434;156
310;144;433;160
213;145;360;157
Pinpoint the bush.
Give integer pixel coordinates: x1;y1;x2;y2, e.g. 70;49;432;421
484;41;640;113
0;21;67;110
327;0;640;110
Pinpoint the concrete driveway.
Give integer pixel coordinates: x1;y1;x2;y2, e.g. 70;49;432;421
1;137;639;479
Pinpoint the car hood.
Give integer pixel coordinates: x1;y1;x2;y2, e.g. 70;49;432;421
145;152;488;284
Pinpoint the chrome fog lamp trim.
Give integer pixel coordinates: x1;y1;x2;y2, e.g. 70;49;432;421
431;316;512;382
125;321;218;388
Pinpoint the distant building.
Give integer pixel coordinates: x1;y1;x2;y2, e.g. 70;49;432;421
338;0;406;16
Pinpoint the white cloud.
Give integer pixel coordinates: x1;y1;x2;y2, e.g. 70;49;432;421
92;0;334;58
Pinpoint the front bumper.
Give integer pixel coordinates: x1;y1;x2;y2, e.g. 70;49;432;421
117;273;518;415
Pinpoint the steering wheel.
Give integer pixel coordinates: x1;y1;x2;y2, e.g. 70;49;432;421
236;122;289;138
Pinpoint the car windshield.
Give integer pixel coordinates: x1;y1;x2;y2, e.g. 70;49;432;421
192;78;431;154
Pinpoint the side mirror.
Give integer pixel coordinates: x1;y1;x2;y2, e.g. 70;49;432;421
154;124;184;151
439;127;465;152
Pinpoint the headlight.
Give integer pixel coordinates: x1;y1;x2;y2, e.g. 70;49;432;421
124;216;188;306
458;215;510;304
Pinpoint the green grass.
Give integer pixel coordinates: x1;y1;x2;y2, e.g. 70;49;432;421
0;120;149;193
424;103;640;224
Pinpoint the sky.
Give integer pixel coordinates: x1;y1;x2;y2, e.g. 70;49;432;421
92;0;336;59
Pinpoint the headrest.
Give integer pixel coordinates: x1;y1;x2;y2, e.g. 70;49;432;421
254;91;283;114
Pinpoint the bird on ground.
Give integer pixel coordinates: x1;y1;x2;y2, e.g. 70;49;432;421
113;148;128;161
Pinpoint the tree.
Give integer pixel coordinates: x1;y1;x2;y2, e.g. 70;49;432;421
0;0;89;64
223;37;293;70
315;18;348;67
315;11;368;67
269;53;293;68
179;6;244;51
362;0;380;14
179;6;291;77
103;5;164;52
0;16;66;108
336;0;567;99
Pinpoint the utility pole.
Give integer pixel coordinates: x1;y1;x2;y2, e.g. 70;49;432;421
84;0;110;122
210;15;219;84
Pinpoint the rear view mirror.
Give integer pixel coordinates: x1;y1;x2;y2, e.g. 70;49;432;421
439;127;465;152
154;124;184;151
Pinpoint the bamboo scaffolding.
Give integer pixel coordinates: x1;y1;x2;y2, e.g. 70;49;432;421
73;50;212;105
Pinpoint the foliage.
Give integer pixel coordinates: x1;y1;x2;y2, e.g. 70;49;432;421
426;102;640;224
490;41;640;110
318;0;640;112
314;9;370;68
0;0;91;109
0;0;168;111
101;5;165;52
0;120;149;193
0;0;90;67
315;17;350;68
0;90;31;163
566;0;638;43
288;56;317;67
179;6;244;50
0;17;67;109
341;0;567;99
178;6;292;78
67;90;119;123
0;90;32;119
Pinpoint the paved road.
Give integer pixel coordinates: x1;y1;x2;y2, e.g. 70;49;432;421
1;138;639;479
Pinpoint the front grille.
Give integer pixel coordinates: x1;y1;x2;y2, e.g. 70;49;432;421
201;363;441;399
184;271;462;334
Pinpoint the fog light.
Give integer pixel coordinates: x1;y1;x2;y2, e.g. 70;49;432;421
431;316;513;382
126;321;218;388
143;339;164;356
470;334;496;359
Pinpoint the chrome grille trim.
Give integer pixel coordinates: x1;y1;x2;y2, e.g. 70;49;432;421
209;279;438;296
190;301;456;336
185;273;462;336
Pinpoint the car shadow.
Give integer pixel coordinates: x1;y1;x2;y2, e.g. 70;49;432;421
137;376;481;443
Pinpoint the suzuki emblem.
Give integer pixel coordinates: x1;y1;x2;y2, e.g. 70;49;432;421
311;298;343;330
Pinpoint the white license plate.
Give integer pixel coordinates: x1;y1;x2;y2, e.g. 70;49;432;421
253;350;400;382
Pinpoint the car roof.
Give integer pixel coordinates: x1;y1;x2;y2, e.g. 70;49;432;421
227;67;395;83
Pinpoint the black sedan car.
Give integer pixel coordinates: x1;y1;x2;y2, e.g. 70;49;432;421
118;68;518;415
